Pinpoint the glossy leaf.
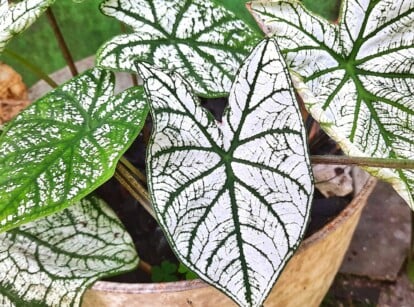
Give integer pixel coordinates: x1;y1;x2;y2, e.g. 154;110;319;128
0;68;148;232
250;0;414;207
0;0;55;53
138;38;313;307
97;0;261;97
0;196;138;307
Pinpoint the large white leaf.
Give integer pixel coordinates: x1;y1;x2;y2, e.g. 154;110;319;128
250;0;414;207
0;196;138;307
0;68;148;232
0;0;55;53
138;38;313;307
96;0;261;96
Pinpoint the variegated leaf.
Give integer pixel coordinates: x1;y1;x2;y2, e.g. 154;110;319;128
0;0;55;53
249;0;414;208
96;0;261;96
138;38;313;307
0;196;138;307
0;68;148;232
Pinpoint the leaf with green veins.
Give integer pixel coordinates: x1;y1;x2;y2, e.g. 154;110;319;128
250;0;414;208
0;68;148;232
0;196;138;307
0;0;56;53
138;38;313;307
96;0;261;97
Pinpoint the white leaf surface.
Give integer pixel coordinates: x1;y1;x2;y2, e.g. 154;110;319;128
96;0;261;96
0;196;138;307
0;0;55;53
250;0;414;207
138;38;313;307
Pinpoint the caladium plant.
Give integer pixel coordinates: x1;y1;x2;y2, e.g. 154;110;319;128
137;37;313;306
0;0;413;306
249;0;414;208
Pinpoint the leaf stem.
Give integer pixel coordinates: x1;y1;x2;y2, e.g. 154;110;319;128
311;155;414;169
2;49;58;88
46;8;78;77
119;156;147;184
138;259;152;275
115;161;155;219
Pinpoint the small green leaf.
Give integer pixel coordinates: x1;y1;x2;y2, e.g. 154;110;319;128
178;263;198;280
151;260;179;282
0;0;55;53
0;68;148;232
138;38;313;307
250;0;414;208
0;196;138;307
96;0;261;97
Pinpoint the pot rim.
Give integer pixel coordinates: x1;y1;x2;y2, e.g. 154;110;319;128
92;171;377;294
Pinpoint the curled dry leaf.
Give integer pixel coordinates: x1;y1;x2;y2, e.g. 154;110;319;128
0;63;30;124
313;164;353;198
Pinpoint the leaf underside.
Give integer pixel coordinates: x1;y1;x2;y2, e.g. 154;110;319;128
0;0;55;53
0;196;138;307
96;0;261;97
138;38;313;307
0;68;149;232
250;0;414;207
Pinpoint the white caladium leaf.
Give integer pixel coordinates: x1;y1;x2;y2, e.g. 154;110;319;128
96;0;261;97
0;0;55;53
0;196;138;307
249;0;414;208
138;38;313;307
0;68;149;232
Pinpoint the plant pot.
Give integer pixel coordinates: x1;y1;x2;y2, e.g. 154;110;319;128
81;168;376;307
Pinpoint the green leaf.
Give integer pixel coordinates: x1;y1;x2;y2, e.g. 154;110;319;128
151;260;179;282
138;38;313;307
250;0;414;208
0;196;138;306
178;263;198;280
0;68;148;232
0;0;55;53
96;0;261;97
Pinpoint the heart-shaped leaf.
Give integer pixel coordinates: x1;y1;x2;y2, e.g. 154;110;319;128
0;68;148;232
0;196;138;307
96;0;261;97
0;0;55;53
138;38;313;307
249;0;414;207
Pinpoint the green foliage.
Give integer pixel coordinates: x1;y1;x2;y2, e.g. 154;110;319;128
178;263;198;280
0;68;148;232
151;260;179;282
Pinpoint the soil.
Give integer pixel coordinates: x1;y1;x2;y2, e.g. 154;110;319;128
96;97;352;283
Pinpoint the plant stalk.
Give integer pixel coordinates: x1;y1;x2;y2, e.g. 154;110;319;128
120;156;147;184
3;49;58;88
46;8;78;77
138;259;152;275
311;155;414;169
115;162;155;219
